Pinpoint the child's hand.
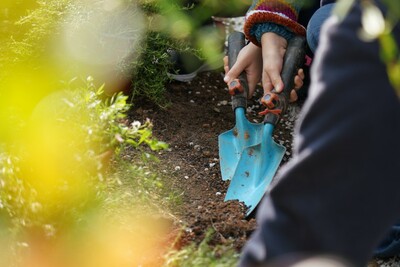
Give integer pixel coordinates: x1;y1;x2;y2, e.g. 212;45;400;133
261;32;304;102
223;42;262;98
224;32;304;102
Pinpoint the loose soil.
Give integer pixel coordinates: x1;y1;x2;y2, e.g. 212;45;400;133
132;69;398;266
132;69;303;251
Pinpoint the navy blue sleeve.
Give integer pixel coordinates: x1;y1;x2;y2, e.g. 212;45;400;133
239;1;400;266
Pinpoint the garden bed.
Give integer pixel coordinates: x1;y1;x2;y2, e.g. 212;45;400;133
132;70;398;267
132;69;302;256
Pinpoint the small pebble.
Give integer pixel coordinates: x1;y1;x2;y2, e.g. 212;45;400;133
203;150;211;157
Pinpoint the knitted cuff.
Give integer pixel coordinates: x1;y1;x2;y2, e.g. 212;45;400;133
244;1;306;46
251;22;294;44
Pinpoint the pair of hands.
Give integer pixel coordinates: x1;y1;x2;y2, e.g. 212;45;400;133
223;32;304;102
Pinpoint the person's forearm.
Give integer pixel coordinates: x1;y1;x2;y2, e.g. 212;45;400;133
244;0;306;46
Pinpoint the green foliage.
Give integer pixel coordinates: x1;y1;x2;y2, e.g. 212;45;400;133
0;0;236;107
103;159;181;217
0;3;177;263
128;0;249;106
64;76;168;156
0;154;39;230
335;0;400;96
0;0;70;69
126;1;195;107
164;230;240;267
129;31;181;107
333;0;356;21
0;0;178;107
0;0;250;264
379;1;400;93
382;0;400;21
0;77;169;245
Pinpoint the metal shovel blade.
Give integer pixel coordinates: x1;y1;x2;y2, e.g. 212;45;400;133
223;35;306;215
219;107;263;181
224;123;285;215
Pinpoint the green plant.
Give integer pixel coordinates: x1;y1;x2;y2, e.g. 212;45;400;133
163;230;240;267
0;77;169;252
0;0;70;71
64;76;168;156
125;1;195;106
335;0;400;96
128;31;187;107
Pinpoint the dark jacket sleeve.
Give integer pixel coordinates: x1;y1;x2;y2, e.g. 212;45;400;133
239;1;400;266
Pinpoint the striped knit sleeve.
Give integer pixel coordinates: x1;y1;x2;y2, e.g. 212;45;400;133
244;0;306;46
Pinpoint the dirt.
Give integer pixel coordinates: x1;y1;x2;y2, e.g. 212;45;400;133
130;68;400;267
132;69;305;252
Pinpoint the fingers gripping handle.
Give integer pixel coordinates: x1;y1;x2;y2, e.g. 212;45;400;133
227;32;248;110
280;36;307;100
264;36;306;125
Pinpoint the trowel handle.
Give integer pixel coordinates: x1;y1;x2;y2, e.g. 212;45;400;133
227;31;248;110
263;36;306;125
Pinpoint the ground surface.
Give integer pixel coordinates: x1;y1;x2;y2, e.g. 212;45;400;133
132;69;399;267
134;69;302;251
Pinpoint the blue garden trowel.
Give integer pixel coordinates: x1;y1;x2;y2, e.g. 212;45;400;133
218;32;264;181
222;32;306;216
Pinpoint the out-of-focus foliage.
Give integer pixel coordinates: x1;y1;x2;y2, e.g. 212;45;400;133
0;77;169;266
0;0;176;264
335;0;400;96
63;77;168;155
360;0;400;96
379;0;400;94
0;0;252;266
127;30;189;107
0;0;250;107
163;229;240;267
129;0;251;106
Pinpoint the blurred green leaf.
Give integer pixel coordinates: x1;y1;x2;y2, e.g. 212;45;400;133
388;61;400;94
333;0;356;21
379;32;398;62
382;0;400;19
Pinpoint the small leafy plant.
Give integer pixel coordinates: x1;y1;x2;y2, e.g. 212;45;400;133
0;77;170;265
163;229;240;267
64;76;168;156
